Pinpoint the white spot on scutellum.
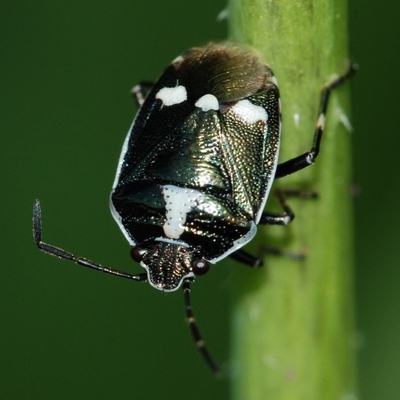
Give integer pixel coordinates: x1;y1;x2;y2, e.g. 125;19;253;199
231;99;268;124
195;94;219;112
162;185;203;239
155;85;187;106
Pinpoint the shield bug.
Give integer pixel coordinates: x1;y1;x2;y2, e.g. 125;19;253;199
33;42;356;375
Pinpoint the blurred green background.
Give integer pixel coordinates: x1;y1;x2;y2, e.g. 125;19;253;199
1;1;399;399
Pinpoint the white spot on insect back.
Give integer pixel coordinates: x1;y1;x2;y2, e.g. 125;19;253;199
231;99;268;124
155;85;187;106
195;94;219;112
162;185;203;239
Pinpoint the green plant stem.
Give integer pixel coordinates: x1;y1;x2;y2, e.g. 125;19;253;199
227;1;357;399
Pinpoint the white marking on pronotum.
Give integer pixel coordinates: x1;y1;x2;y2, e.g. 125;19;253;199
195;94;219;112
155;85;187;107
231;99;268;124
162;185;203;239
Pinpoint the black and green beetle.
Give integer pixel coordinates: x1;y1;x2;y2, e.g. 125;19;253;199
33;42;356;375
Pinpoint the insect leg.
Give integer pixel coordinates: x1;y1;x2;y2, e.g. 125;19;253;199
231;190;314;266
275;62;357;179
182;280;220;377
131;81;154;107
229;249;263;267
32;200;147;282
230;244;305;268
259;189;317;225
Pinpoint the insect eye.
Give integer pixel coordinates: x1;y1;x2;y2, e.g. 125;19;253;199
130;247;146;262
192;259;210;276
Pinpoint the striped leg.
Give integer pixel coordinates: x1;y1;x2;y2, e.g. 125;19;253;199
275;62;357;179
131;81;154;107
183;280;220;376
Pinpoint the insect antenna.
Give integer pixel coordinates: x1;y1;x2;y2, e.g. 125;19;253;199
32;200;147;281
182;280;221;377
